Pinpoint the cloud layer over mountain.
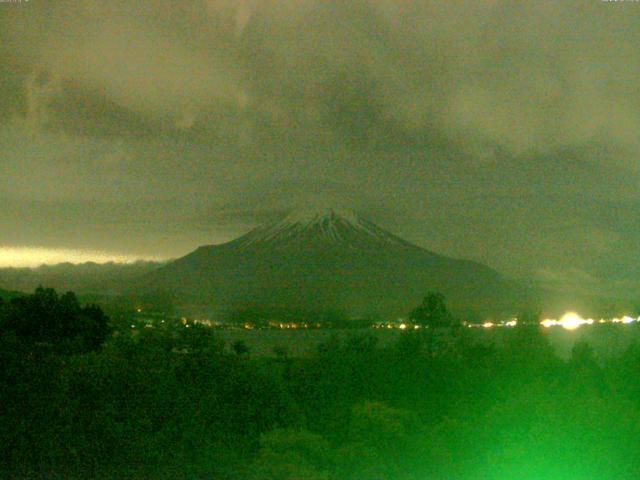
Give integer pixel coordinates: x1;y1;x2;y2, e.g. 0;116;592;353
0;0;639;295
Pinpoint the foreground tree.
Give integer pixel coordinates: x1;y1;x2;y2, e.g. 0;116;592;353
409;292;455;328
0;287;109;353
251;429;333;480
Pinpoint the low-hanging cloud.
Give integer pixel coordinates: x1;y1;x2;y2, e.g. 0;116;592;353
0;0;639;295
2;0;638;155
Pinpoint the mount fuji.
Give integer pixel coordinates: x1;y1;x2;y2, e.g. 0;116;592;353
133;209;521;319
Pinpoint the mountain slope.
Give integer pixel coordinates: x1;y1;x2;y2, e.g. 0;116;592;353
134;209;522;319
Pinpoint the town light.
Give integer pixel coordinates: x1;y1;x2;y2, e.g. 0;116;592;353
559;312;584;331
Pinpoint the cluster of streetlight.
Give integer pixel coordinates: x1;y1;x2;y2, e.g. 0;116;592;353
468;312;640;331
540;312;640;331
467;319;518;329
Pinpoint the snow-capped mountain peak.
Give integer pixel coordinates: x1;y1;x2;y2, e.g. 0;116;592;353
280;207;361;226
234;208;410;249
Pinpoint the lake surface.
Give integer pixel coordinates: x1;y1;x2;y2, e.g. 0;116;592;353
217;324;640;360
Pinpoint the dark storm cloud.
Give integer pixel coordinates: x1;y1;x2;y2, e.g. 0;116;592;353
4;0;638;151
0;0;639;294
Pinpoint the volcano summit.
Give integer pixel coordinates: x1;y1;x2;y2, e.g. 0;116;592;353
135;209;519;319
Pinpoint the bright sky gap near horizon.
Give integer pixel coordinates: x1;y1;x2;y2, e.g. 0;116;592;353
0;246;160;268
0;1;639;298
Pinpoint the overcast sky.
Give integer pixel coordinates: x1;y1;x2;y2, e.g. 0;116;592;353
0;0;639;295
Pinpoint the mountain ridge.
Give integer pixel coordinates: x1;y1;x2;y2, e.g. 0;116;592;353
132;209;521;319
229;208;421;251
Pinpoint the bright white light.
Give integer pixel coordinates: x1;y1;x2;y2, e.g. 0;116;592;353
559;312;584;331
482;322;494;328
541;319;557;328
622;316;635;324
0;246;157;268
505;320;517;327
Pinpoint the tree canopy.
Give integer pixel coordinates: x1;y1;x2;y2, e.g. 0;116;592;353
409;291;455;328
0;286;109;352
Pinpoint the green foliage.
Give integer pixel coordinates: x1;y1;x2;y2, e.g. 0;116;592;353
180;323;225;354
336;401;420;479
0;287;109;353
251;429;333;480
409;291;455;328
273;345;290;360
232;339;250;356
4;310;640;479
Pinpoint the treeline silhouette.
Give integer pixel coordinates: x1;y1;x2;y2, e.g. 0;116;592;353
2;289;640;479
0;287;109;354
